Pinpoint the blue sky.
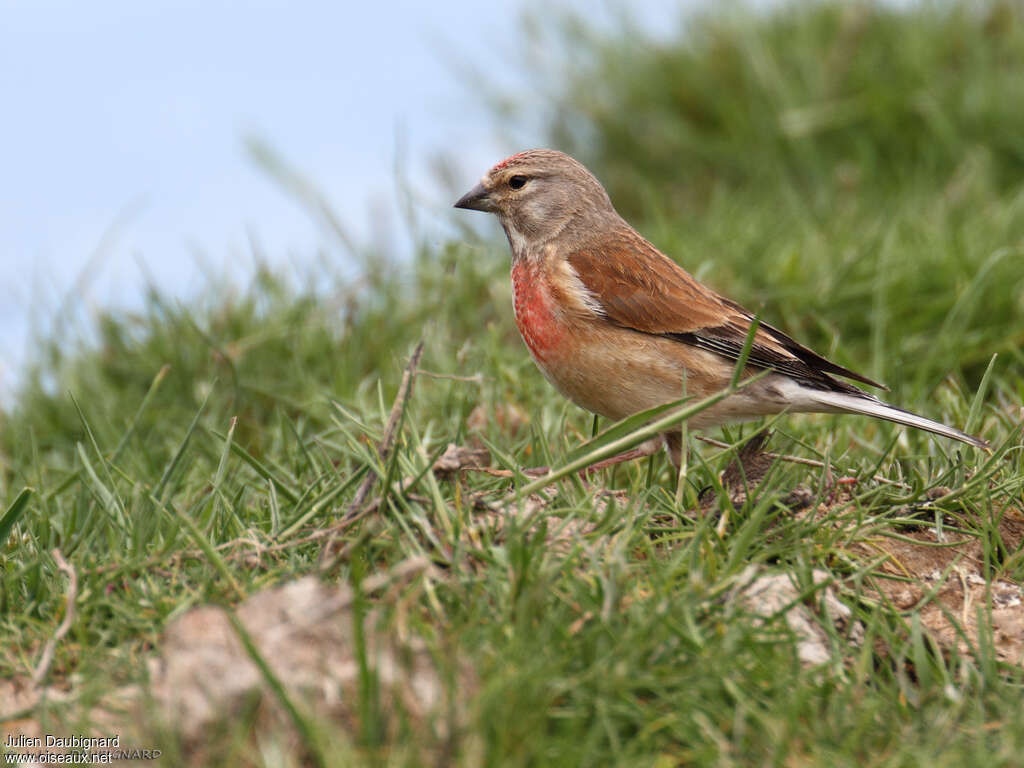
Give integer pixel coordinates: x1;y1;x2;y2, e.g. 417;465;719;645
0;0;684;394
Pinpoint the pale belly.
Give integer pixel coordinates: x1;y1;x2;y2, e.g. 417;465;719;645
536;330;697;421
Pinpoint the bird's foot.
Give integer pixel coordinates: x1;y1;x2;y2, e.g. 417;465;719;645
823;471;858;505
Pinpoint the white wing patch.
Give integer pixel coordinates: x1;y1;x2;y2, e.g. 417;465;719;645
562;260;606;318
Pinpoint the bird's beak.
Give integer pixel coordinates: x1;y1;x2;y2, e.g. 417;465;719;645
453;182;495;212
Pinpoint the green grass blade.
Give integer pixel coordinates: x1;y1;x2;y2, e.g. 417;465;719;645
76;442;125;523
155;495;244;600
965;353;997;435
0;488;34;545
278;466;369;539
110;363;170;464
212;416;237;491
562;396;692;466
154;387;213;502
223;608;328;768
730;314;762;390
219;437;301;505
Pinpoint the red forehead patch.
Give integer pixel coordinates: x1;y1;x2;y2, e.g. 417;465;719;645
491;151;529;173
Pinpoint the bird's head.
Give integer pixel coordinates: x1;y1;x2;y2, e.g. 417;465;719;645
454;149;618;253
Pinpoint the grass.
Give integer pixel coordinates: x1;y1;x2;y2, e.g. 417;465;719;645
3;1;1024;765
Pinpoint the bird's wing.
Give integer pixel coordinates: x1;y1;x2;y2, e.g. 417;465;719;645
567;231;886;394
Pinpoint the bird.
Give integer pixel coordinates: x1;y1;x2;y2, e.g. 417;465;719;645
453;149;988;465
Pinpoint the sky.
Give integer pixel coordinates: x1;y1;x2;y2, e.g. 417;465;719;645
0;0;686;396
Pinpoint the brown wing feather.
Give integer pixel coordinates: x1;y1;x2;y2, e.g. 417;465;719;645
568;230;886;394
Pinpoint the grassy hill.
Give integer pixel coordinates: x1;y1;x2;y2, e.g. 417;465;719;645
2;2;1024;765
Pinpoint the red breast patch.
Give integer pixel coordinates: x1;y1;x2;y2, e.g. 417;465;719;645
511;261;564;362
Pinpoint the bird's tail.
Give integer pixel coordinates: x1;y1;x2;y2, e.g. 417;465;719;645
799;389;989;449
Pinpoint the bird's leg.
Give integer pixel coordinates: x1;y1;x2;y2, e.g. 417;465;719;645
518;437;663;478
698;430;777;511
584;437;663;475
663;431;685;469
708;431;856;510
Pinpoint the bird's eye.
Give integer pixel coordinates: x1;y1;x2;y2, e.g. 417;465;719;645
508;175;528;190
